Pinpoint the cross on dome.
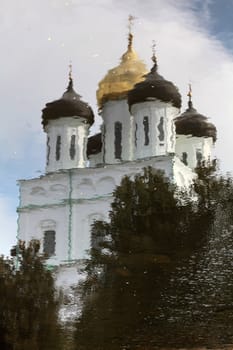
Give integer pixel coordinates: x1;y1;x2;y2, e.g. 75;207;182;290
187;83;194;109
69;61;73;81
67;61;73;91
96;15;147;109
127;15;137;50
151;40;156;63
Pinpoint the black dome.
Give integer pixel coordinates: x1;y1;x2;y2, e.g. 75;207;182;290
128;59;181;110
42;79;94;128
87;133;102;157
175;101;217;142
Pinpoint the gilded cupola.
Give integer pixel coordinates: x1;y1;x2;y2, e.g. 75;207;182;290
96;16;148;110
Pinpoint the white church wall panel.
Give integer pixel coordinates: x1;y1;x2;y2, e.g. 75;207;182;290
76;178;96;198
101;100;134;164
18;206;68;265
71;199;112;260
96;176;116;195
131;100;179;160
46;117;90;172
175;135;213;169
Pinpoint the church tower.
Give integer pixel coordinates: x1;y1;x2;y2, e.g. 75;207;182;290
96;16;147;164
175;85;216;169
17;72;98;265
43;66;94;173
128;43;181;160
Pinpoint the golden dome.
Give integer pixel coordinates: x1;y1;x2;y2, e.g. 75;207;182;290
97;33;148;109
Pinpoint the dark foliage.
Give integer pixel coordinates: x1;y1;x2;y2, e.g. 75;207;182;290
0;240;63;350
74;166;233;349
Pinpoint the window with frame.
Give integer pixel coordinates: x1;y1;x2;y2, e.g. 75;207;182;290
46;136;50;165
196;149;202;165
143;116;149;146
70;135;76;160
157;117;164;141
103;125;106;163
56;135;61;161
135;123;138;147
43;230;56;257
182;152;188;165
114;122;122;159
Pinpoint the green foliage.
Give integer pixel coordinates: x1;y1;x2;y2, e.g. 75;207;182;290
75;166;233;349
0;240;63;350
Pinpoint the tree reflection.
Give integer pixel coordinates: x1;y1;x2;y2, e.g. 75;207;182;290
75;166;233;349
0;241;64;350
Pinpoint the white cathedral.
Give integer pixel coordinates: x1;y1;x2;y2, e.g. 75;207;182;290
17;28;216;267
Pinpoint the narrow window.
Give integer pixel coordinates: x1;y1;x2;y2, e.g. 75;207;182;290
91;228;103;251
196;149;202;165
56;135;61;161
103;125;106;163
135;123;138;147
46;136;50;165
157;117;164;141
143;116;149;146
114;122;122;159
182;152;188;165
43;230;55;257
170;123;175;149
70;135;76;160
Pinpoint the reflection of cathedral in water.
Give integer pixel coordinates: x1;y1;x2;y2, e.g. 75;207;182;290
17;19;216;266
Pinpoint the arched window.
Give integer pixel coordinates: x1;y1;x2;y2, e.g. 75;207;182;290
43;230;56;257
56;135;61;161
89;214;105;251
143;116;149;145
158;117;164;141
196;149;202;165
103;125;106;162
46;136;50;165
135;123;138;147
182;152;188;165
70;135;76;160
114;122;122;159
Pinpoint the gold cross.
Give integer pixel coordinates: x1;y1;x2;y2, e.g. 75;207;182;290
187;83;192;100
152;40;156;61
69;61;72;81
128;14;136;35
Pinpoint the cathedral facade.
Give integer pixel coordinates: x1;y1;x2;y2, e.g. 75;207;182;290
17;31;216;267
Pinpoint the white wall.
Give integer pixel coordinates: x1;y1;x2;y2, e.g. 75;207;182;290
88;152;103;167
175;134;214;169
18;156;179;265
172;156;197;188
101;99;134;163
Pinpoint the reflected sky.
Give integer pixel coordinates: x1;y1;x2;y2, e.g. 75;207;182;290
1;0;233;256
